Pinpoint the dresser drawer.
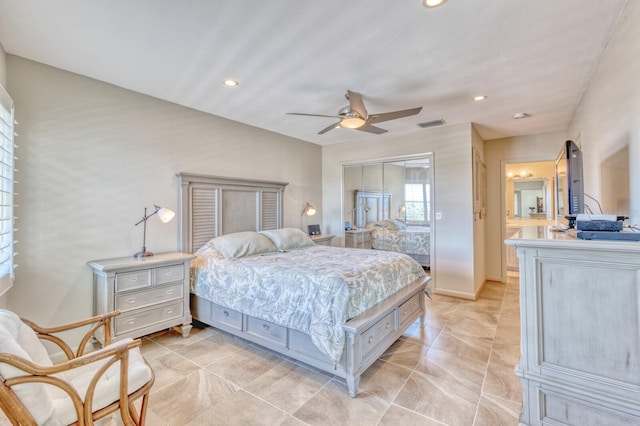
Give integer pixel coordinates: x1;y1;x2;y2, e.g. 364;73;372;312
211;304;243;331
246;316;287;347
115;283;183;312
399;293;422;327
155;264;184;285
115;270;151;292
360;311;396;363
115;300;183;335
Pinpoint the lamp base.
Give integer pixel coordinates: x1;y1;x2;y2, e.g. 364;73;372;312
134;248;154;259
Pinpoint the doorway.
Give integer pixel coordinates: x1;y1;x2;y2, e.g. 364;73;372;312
504;160;556;272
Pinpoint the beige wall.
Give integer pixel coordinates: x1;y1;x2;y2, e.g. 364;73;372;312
568;0;640;225
6;56;322;331
323;123;482;299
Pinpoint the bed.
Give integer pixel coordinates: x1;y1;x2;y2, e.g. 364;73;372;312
365;219;431;268
177;172;430;397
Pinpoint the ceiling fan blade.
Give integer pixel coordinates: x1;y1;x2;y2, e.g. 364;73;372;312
318;122;341;134
286;112;340;119
346;90;368;118
367;107;422;124
356;124;388;134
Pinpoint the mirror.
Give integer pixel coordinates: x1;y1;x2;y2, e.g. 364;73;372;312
343;155;432;270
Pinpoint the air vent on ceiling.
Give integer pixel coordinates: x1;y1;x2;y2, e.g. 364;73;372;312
417;119;446;128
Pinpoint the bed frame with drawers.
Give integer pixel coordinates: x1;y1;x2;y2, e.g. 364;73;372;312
177;172;429;397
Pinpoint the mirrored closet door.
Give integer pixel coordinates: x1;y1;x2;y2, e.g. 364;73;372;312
343;155;433;270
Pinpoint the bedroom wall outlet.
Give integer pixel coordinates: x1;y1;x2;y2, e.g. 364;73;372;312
436;212;442;220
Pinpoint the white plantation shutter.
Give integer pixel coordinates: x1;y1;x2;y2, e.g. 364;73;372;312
0;85;15;281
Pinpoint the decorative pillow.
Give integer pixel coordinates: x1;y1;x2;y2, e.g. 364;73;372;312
261;228;315;251
205;231;277;258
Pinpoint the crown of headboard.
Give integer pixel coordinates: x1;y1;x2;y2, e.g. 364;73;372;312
176;173;288;253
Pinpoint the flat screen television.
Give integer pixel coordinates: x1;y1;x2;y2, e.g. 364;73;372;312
555;140;584;224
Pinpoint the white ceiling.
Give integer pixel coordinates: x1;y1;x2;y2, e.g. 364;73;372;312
0;0;628;145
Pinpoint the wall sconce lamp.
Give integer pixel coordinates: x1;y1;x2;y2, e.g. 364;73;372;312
134;205;175;259
302;202;317;217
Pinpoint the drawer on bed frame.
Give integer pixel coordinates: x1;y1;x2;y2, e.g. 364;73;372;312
210;304;243;331
246;316;287;348
398;292;422;327
359;311;397;365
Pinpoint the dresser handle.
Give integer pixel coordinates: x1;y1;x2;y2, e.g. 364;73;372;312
263;324;270;331
165;271;173;276
166;309;174;314
130;277;138;282
127;298;136;304
223;311;229;317
127;319;136;325
385;322;390;329
166;290;174;295
368;336;373;344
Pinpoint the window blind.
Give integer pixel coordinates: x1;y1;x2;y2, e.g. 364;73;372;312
0;85;15;280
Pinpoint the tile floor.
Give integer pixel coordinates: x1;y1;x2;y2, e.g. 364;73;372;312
1;275;523;425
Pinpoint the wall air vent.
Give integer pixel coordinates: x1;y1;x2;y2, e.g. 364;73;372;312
417;119;446;128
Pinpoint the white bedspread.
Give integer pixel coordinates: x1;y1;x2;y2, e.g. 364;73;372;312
191;245;425;362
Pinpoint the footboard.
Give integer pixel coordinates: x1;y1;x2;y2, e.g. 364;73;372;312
191;275;430;397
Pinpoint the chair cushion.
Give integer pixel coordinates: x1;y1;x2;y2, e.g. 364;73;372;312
0;309;54;424
49;338;153;425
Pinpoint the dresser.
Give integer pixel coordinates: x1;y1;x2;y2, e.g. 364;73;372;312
344;229;372;249
88;252;196;344
506;227;640;425
310;234;335;246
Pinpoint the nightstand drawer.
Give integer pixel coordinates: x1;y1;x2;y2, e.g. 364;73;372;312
115;283;183;312
246;316;287;347
115;270;151;292
155;264;184;285
115;300;183;335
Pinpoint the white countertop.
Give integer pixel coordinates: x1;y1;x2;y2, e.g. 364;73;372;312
505;226;640;252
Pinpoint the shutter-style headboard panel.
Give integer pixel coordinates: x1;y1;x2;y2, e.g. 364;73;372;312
177;173;288;253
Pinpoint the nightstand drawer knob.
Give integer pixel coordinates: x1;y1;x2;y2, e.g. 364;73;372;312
130;277;138;282
165;271;173;277
223;311;229;317
127;298;137;304
368;336;373;344
128;319;136;325
166;309;174;315
166;289;174;295
263;324;270;331
386;322;390;329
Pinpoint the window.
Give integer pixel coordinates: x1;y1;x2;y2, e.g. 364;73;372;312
0;85;15;284
405;183;430;224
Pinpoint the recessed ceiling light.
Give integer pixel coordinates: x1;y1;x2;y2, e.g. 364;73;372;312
223;79;239;87
513;112;530;119
473;95;487;101
423;0;447;7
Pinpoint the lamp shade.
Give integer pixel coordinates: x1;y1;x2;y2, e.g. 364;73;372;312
157;207;175;223
302;203;316;216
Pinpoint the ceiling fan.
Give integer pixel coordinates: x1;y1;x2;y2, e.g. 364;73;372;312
287;90;422;135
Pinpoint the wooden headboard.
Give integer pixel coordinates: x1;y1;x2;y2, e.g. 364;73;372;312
176;173;288;254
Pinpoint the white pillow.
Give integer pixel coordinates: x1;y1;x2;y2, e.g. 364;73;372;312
207;231;277;258
261;228;315;251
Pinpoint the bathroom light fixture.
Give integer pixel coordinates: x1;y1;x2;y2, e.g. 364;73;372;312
134;205;175;259
223;79;239;87
423;0;447;8
302;202;316;216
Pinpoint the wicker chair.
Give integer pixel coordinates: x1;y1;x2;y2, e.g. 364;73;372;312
0;309;154;425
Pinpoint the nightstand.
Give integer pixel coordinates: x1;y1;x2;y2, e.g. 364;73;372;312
310;234;335;246
345;229;372;249
88;252;196;344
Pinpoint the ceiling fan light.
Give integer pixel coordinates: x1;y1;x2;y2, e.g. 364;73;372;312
340;117;366;129
423;0;446;8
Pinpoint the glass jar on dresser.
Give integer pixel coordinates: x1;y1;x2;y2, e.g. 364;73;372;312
88;252;196;345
